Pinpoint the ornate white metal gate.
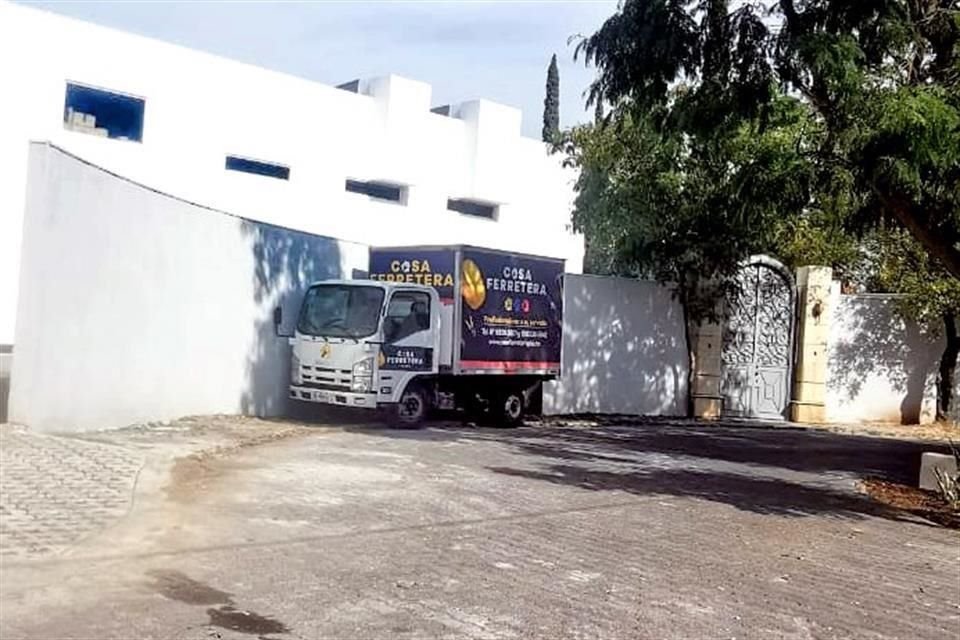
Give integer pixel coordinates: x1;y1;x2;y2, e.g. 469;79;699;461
720;258;794;419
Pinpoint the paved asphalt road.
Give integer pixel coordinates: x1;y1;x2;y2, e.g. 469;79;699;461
1;420;958;639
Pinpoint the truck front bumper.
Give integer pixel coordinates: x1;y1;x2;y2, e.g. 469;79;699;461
289;386;378;408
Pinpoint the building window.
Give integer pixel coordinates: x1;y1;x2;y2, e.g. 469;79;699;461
345;179;407;204
63;83;145;142
225;156;290;180
448;198;498;220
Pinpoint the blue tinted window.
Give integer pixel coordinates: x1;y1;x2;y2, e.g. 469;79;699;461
345;179;405;203
448;198;498;220
63;83;144;142
225;156;290;180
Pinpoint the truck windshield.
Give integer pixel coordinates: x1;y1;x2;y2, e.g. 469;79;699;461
297;285;384;339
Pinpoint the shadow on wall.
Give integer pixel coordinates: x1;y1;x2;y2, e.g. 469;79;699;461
547;276;689;416
828;295;942;424
240;222;343;417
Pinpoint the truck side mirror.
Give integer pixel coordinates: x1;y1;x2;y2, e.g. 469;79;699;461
273;305;283;331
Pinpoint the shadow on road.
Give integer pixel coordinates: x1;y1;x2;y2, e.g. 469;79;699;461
343;417;950;525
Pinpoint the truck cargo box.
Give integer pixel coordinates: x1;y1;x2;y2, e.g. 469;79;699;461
369;245;564;377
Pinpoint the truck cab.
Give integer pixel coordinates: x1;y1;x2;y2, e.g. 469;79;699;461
286;280;441;422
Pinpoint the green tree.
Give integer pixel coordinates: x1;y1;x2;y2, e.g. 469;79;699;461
564;0;820;318
577;0;960;277
558;95;816;394
567;0;960;414
542;54;560;142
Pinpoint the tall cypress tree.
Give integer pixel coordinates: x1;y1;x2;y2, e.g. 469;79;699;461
542;54;560;142
594;99;604;125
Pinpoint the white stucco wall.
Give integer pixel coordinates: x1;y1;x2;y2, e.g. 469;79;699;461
10;143;369;432
544;275;689;416
825;291;943;424
0;1;582;348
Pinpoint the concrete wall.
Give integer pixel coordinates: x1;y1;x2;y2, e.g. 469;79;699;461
544;275;689;416
0;1;583;349
10;143;368;432
825;291;943;425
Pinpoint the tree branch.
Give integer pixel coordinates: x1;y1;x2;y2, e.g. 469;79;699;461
871;184;960;280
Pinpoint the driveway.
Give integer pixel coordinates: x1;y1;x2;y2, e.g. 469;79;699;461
1;419;957;639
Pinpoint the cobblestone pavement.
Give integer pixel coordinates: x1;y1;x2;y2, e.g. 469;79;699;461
1;420;958;639
0;425;144;557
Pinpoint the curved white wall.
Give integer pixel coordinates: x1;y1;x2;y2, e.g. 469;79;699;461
12;143;370;432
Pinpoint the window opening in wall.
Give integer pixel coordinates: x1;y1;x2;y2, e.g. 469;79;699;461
63;83;145;142
345;179;407;204
225;156;290;180
447;198;498;220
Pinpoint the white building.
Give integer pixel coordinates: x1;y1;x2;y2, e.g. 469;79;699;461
0;2;583;425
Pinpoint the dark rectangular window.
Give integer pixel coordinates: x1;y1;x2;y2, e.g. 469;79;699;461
225;156;290;180
63;83;145;142
447;198;498;220
345;179;406;203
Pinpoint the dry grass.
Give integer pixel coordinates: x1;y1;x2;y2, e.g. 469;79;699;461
807;420;960;443
860;478;960;529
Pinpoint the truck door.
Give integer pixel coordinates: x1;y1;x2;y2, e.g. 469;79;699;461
378;289;441;402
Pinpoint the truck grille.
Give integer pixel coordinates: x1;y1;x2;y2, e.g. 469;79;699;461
300;365;351;390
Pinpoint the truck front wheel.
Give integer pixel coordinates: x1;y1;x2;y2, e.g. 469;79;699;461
392;385;429;428
496;390;525;428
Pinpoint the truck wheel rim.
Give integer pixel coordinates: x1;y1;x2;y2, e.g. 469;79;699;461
400;393;423;420
505;396;522;419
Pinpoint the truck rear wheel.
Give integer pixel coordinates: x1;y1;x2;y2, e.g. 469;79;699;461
496;390;525;428
392;385;428;429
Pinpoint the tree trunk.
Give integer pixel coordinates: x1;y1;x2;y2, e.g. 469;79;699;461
682;300;696;418
677;279;697;418
937;314;959;421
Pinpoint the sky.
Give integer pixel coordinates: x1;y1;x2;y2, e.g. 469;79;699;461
19;0;619;139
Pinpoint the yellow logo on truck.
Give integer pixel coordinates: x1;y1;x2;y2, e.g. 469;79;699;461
320;343;331;358
461;259;486;310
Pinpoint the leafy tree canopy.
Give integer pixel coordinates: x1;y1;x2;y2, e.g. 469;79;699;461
575;0;960;278
559;94;818;319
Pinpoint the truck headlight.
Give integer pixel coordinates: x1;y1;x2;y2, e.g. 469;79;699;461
352;357;374;377
291;352;301;384
351;357;374;393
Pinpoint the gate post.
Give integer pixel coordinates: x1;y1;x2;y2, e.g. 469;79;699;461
691;317;724;418
790;266;833;423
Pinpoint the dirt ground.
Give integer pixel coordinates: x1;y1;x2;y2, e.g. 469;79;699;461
1;415;958;639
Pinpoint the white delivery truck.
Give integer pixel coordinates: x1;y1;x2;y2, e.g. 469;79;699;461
277;245;565;426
